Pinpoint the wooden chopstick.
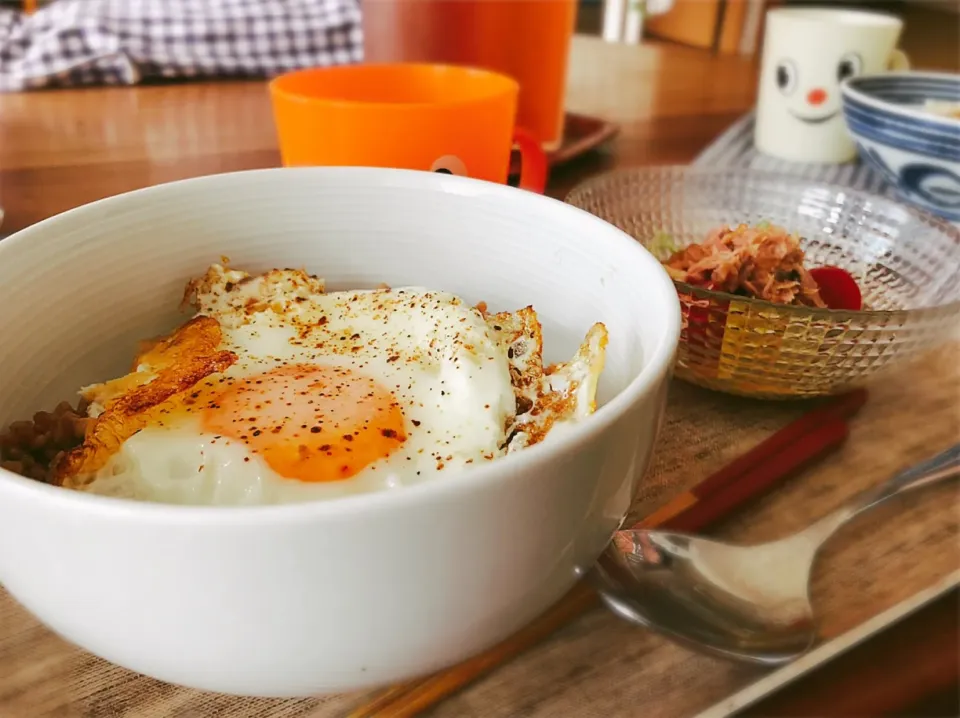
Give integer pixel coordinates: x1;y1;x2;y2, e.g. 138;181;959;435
351;583;599;718
348;391;868;718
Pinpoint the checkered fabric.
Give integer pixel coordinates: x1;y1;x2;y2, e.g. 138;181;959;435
0;0;363;91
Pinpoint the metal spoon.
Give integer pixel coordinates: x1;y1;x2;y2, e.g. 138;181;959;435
591;443;960;665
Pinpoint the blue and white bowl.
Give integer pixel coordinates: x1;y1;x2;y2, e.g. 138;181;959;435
841;72;960;222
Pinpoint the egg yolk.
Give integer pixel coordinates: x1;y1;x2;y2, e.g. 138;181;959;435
202;364;407;482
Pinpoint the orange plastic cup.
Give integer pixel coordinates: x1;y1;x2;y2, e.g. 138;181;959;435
269;63;547;192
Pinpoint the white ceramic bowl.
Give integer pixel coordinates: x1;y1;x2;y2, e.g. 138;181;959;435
0;168;680;697
841;72;960;221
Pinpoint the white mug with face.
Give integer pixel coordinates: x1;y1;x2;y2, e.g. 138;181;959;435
755;8;909;164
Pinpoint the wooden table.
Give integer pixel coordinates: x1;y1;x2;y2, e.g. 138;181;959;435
0;36;957;717
0;36;757;231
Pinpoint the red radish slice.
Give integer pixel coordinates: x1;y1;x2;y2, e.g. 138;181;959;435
808;266;862;311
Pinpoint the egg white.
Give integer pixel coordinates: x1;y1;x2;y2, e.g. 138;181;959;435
83;283;519;505
84;424;403;504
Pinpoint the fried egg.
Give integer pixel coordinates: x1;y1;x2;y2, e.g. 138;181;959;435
61;264;607;506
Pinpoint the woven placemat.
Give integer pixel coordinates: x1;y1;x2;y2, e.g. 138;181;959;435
2;348;958;718
2;121;958;717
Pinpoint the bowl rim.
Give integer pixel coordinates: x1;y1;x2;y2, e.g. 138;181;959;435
564;165;960;320
840;71;960;130
0;166;682;523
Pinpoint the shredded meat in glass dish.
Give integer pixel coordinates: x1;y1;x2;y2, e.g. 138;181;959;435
663;223;828;308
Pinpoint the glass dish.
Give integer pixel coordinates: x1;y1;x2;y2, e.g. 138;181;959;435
566;166;960;399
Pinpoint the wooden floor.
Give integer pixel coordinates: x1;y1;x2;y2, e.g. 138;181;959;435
577;0;960;72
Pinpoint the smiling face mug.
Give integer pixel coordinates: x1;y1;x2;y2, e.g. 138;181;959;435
755;8;908;164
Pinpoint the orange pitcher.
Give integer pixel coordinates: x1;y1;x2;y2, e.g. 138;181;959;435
363;0;577;150
269;63;547;192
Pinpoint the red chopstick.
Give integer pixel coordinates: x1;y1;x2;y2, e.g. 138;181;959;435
639;389;867;529
659;416;849;532
695;390;866;497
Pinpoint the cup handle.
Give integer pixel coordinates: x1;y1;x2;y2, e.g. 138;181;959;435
888;49;910;71
511;127;548;194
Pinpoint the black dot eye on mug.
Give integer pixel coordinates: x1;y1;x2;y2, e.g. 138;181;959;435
837;52;863;82
429;155;467;176
774;59;798;95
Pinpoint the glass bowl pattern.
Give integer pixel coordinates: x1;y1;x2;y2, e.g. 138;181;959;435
566;167;960;399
